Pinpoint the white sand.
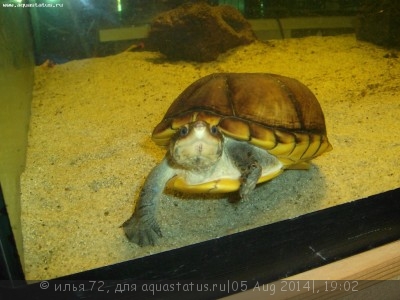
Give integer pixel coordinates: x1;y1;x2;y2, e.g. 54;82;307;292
21;35;400;280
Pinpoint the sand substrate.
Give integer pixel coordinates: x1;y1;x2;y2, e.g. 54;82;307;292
21;35;400;280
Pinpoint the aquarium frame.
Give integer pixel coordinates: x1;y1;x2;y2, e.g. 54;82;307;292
0;187;399;299
0;184;25;287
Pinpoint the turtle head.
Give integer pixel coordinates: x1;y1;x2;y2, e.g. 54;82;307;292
169;120;223;170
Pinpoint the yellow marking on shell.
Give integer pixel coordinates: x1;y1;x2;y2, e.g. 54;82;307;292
315;136;333;156
171;112;198;129
165;167;284;193
277;133;332;167
267;130;296;156
285;133;310;161
166;176;240;193
219;118;250;141
195;111;221;126
249;125;277;149
152;126;176;146
257;168;284;184
278;157;298;166
285;161;311;170
300;135;324;159
251;138;276;150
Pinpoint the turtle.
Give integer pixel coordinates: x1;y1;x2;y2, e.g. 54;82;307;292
123;73;332;246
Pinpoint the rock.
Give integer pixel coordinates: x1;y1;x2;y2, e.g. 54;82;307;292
146;2;256;62
355;0;400;49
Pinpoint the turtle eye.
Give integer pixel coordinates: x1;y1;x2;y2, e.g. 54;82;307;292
210;125;219;135
179;126;189;136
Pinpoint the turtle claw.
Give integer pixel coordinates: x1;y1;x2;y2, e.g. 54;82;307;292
239;162;262;201
122;214;162;247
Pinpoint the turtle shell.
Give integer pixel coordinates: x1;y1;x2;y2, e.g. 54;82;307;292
153;73;332;167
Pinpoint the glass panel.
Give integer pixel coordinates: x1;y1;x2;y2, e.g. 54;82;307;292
3;0;397;281
0;2;34;269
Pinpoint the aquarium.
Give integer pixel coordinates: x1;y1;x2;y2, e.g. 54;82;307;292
1;0;399;297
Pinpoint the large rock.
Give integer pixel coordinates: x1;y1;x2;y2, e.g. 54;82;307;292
355;0;400;49
147;2;256;62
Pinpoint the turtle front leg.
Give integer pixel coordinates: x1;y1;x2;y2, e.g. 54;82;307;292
122;157;174;246
238;161;262;200
225;139;263;201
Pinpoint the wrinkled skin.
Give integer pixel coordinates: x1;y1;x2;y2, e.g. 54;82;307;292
122;121;268;246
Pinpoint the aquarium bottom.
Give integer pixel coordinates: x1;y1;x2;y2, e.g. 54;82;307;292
1;187;400;299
